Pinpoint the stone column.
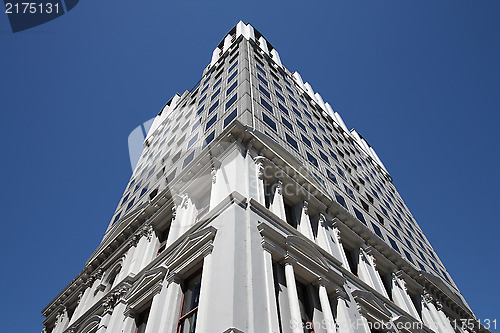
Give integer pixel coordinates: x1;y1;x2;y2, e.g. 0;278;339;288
318;283;337;333
166;194;196;247
155;275;183;333
143;283;166;333
254;156;266;205
139;225;159;269
421;291;441;333
390;271;420;320
70;285;89;325
435;301;456;333
331;226;351;270
117;243;136;282
81;269;104;315
52;307;70;333
296;201;314;240
270;180;286;221
316;213;334;254
95;295;114;333
262;249;281;332
333;286;356;333
284;262;303;333
104;286;129;332
193;251;214;332
357;248;387;298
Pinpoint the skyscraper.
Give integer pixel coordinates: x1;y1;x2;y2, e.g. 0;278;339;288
42;21;487;333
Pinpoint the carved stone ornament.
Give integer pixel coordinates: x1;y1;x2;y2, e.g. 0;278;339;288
303;201;309;215
102;295;116;313
171;204;177;220
332;226;342;242
335;286;349;300
130;234;140;247
276;179;283;195
254;156;265;180
91;268;103;280
422;290;434;304
211;166;217;184
435;300;443;311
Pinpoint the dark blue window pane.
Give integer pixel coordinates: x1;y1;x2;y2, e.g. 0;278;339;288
226;93;238;110
353;207;366;224
282;117;293;131
261;97;273;113
262;113;277;131
278;103;289;115
285;133;298;150
306;151;318;167
224;109;237;127
206;115;217;130
259;85;270;99
227;80;238;96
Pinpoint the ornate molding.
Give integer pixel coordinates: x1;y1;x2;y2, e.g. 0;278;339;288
303;200;309;215
276;179;283;195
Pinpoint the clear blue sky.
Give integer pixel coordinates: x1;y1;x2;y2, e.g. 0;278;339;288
1;1;499;332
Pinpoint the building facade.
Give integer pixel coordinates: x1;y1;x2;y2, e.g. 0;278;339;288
42;22;487;333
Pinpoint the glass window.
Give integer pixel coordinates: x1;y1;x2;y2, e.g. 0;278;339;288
225;93;238;110
259;85;271;99
334;191;347;208
208;100;219;115
226;80;237;96
258;73;268;86
301;134;312;148
187;134;198;149
205;114;217;130
261;97;273;113
211;88;220;101
278;103;289;116
262;113;277;131
224;109;237;127
177;271;202;333
326;169;337;184
389;237;400;252
227;69;238;83
353;207;366;224
285;133;298;150
276;91;285;103
306;151;318;168
183;151;195;168
296;119;307;132
319;151;329;164
213;78;222;90
280;118;292;133
204;131;215;147
371;223;383;239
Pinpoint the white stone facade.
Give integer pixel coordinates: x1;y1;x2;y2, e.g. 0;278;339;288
42;22;487;333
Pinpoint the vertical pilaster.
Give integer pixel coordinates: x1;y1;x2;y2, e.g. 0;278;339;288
333;286;355;333
156;275;183;333
143;284;166;333
52;307;69;333
270;180;286;221
104;286;129;333
318;283;337;333
390;271;420;320
262;249;281;333
332;226;351;271
253;156;266;205
296;201;314;240
284;262;303;333
421;291;442;333
193;251;214;332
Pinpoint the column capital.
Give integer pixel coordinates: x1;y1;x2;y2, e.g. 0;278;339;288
276;179;283;195
211;166;217;184
303;200;309;214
